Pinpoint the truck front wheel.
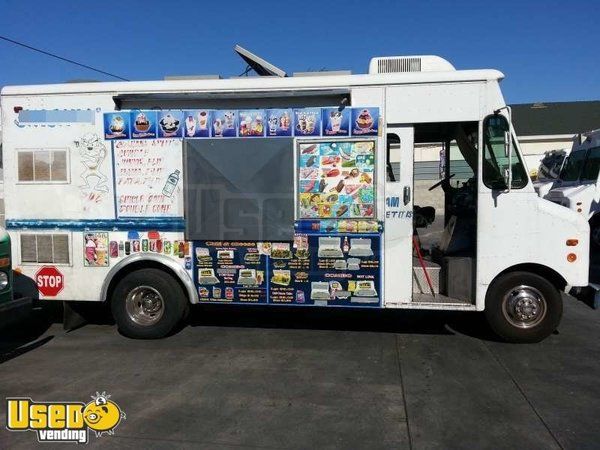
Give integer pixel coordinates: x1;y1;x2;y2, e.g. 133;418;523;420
111;268;189;339
484;271;562;343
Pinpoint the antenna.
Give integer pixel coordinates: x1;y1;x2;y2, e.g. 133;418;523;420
234;45;287;77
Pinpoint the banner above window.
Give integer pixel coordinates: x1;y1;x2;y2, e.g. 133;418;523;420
103;107;380;140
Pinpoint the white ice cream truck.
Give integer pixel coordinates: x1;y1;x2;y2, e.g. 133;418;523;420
545;129;600;250
0;53;590;342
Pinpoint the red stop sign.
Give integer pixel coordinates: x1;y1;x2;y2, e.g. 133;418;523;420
35;266;64;297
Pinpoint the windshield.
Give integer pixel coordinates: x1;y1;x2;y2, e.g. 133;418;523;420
559;149;587;182
581;146;600;181
482;115;528;189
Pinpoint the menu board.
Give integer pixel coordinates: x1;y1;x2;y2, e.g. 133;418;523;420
112;139;183;217
192;233;381;307
194;241;267;303
297;140;376;219
268;233;380;306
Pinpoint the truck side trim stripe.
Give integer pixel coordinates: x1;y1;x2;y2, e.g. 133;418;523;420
4;218;185;231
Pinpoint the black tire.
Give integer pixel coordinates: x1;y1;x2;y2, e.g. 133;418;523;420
111;268;189;339
484;271;562;343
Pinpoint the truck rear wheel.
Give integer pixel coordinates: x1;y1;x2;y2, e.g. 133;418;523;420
111;268;189;339
484;271;562;343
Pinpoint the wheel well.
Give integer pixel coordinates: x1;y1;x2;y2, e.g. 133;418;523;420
497;263;567;291
104;261;190;304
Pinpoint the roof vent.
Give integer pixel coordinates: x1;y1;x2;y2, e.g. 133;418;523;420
369;55;455;74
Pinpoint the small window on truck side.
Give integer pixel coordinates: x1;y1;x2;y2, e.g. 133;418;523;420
20;233;70;264
482;115;528;190
17;149;68;183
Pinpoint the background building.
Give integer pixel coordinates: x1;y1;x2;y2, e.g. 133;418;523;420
415;100;600;178
512;101;600;170
412;101;600;228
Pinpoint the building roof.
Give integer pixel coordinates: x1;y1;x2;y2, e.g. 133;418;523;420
511;101;600;136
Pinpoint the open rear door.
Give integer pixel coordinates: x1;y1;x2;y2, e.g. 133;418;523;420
384;126;414;306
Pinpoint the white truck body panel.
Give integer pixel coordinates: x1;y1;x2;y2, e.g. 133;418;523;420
0;64;589;309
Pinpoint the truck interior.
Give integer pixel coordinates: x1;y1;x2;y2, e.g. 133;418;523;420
400;116;530;304
389;121;479;304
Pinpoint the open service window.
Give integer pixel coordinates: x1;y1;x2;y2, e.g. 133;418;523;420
184;138;295;241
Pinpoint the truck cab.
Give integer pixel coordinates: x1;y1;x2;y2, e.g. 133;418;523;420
544;130;600;249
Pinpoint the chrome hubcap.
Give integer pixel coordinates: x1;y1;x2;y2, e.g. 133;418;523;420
502;285;547;329
125;286;164;326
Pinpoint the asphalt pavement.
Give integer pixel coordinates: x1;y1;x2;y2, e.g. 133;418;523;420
0;294;599;450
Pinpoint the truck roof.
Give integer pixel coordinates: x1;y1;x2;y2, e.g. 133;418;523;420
1;69;504;97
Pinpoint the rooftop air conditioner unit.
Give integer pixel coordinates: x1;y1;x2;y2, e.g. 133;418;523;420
369;55;455;74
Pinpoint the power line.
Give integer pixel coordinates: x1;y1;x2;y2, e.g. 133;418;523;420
0;35;129;81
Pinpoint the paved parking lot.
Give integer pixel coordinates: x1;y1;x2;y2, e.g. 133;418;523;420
1;294;599;449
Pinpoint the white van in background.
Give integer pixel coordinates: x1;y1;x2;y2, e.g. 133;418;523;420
545;129;600;250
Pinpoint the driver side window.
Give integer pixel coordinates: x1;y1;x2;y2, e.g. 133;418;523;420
482;115;528;190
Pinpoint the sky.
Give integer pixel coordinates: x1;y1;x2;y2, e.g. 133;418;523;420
0;0;598;104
